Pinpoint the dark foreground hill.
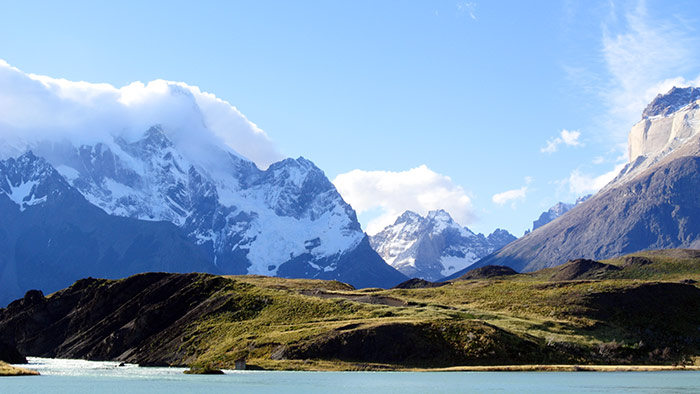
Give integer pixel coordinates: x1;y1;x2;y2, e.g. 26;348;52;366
2;249;700;370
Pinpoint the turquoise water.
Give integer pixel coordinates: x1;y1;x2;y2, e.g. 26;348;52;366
4;358;700;393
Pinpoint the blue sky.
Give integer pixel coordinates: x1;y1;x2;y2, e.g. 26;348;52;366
1;0;700;236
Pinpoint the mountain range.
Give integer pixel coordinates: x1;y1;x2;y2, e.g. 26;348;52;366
0;122;407;305
370;210;515;281
447;86;700;276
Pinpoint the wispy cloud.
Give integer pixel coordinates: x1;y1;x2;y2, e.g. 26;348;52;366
601;1;700;143
333;165;473;235
541;129;582;154
457;2;477;20
492;187;527;206
492;177;531;207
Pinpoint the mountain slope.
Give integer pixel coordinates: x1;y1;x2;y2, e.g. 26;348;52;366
370;210;515;281
0;152;216;306
451;87;700;274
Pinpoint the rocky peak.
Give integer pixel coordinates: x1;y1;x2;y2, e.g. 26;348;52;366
141;125;175;150
622;86;700;182
394;210;423;225
0;151;71;210
0;151;55;182
117;125;176;160
532;195;591;231
487;229;517;248
426;209;454;225
642;87;700;119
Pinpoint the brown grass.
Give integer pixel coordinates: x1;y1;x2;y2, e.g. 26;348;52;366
0;361;39;376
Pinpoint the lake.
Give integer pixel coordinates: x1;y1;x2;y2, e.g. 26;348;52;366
4;358;700;393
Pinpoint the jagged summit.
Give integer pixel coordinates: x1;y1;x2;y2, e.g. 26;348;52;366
642;86;700;119
370;210;515;281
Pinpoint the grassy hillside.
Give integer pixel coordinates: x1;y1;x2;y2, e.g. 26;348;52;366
183;249;700;370
3;249;700;371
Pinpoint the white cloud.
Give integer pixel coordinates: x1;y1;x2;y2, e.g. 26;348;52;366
332;165;474;235
0;60;283;168
492;186;527;206
565;163;627;195
492;176;532;207
541;129;582;154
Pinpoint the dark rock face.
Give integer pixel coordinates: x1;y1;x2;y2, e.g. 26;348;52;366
0;341;26;364
453;265;518;281
0;273;237;366
460;155;700;273
642;87;700;119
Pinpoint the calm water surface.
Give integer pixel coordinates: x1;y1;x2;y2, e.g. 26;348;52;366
4;358;700;393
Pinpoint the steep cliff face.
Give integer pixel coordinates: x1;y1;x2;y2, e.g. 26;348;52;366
622;87;700;185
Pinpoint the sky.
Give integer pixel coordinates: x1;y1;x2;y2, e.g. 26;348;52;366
1;0;700;236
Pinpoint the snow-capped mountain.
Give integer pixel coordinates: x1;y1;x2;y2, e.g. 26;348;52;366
369;210;516;281
531;195;591;231
17;125;405;288
0;61;407;300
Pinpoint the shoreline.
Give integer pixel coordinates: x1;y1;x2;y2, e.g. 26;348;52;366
0;361;40;376
413;364;700;372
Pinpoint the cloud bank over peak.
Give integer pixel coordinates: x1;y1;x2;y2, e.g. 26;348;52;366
0;59;283;168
